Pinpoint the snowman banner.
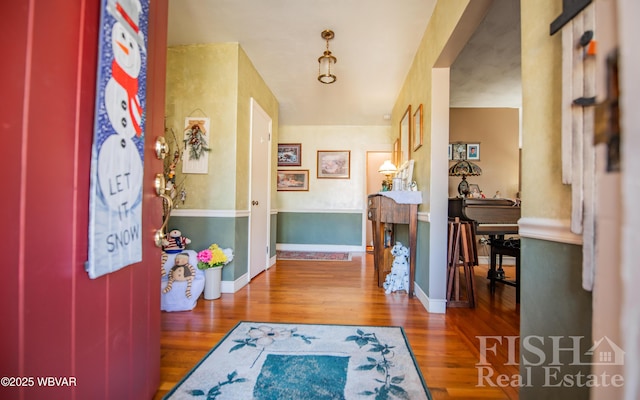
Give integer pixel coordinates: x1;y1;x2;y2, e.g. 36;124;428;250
87;0;149;278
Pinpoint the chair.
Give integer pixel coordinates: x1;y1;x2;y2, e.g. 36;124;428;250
446;218;478;308
489;238;521;303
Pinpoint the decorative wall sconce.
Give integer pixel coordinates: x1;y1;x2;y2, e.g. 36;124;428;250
318;29;337;84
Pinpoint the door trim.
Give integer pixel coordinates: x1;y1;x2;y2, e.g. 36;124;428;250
248;97;272;281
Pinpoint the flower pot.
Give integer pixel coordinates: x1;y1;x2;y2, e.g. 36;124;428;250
203;267;222;300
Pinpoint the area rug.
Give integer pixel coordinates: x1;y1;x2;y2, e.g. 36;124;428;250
276;250;352;261
163;321;431;400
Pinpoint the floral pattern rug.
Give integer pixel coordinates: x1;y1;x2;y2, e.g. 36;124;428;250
276;251;352;261
163;322;431;400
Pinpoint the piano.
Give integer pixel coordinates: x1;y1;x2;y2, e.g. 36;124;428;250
448;197;520;236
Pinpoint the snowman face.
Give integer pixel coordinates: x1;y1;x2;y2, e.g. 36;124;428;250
111;22;141;77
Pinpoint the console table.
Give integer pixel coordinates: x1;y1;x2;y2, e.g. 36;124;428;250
367;192;421;297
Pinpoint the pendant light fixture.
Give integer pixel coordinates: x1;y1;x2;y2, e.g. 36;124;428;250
318;29;337;84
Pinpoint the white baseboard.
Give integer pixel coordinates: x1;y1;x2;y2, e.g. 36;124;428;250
221;273;249;293
413;283;446;314
276;243;365;252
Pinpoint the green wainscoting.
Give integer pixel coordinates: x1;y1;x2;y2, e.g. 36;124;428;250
520;238;592;400
168;216;248;282
276;212;362;246
415;220;430;297
270;213;277;258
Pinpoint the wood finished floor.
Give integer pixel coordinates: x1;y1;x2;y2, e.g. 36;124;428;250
155;253;520;399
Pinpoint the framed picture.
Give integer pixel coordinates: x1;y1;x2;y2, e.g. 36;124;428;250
393;139;400;167
412;104;423;152
448;144;453;160
277;143;302;166
469;184;482;197
452;143;467;160
467;143;480;160
277;170;309;191
317;150;350;179
399;105;411;165
398;160;415;190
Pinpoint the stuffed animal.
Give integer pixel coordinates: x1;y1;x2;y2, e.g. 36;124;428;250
161;229;191;276
162;229;191;254
163;252;196;298
383;242;410;294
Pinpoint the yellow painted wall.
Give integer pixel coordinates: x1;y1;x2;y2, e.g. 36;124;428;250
520;0;571;219
166;43;238;210
237;47;279;210
391;0;473;213
165;43;278;211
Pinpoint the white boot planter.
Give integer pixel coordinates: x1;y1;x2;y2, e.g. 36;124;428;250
197;243;234;300
203;267;222;300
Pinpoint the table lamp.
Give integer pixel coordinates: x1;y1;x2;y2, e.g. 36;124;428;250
378;160;397;191
448;159;482;197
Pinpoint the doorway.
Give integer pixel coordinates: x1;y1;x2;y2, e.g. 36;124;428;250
365;152;391;250
249;98;272;279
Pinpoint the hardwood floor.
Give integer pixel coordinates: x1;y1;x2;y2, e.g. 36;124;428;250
155;253;520;399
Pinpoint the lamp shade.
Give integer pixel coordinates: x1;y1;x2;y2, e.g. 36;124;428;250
449;159;481;197
378;160;397;175
448;159;482;176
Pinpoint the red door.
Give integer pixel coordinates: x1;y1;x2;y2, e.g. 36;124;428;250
1;1;168;399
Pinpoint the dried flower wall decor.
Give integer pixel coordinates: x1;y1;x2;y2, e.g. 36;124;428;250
182;117;210;174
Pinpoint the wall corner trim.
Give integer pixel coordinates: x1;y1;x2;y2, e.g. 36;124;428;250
519;217;583;245
171;209;250;218
414;283;446;314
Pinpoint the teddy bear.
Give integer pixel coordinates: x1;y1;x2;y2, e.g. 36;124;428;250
383;242;410;294
163;252;196;298
161;229;191;276
163;229;191;253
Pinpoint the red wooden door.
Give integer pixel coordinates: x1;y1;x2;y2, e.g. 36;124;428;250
1;1;168;399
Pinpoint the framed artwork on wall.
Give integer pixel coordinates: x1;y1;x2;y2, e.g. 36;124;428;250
452;143;467;160
467;143;480;160
277;170;309;191
469;183;481;197
448;144;453;160
317;150;350;179
412;104;423;152
393;139;400;167
399;105;411;165
277;143;302;166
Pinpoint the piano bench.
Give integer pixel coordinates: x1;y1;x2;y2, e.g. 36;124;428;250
489;238;520;304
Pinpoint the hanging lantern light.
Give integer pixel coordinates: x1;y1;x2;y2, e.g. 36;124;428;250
318;29;337;84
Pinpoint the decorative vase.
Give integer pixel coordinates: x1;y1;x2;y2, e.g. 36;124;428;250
203;267;222;300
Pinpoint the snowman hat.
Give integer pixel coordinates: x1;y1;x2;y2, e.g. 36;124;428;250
107;0;146;53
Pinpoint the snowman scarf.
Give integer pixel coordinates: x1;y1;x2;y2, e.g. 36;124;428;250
111;59;143;137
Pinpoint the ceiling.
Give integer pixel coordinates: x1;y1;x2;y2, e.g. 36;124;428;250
167;0;521;126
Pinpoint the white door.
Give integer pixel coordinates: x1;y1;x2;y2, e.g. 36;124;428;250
249;98;271;279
